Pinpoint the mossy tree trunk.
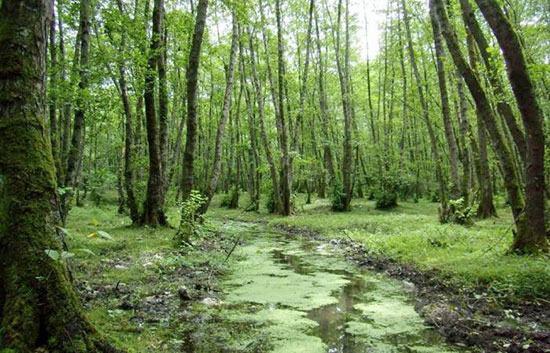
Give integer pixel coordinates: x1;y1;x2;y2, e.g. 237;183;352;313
64;0;90;217
181;0;209;201
0;1;117;351
474;0;548;252
431;0;527;243
142;0;167;226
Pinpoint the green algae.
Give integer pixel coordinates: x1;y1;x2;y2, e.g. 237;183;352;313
216;220;464;353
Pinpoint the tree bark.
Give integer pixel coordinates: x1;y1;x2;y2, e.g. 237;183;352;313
181;0;208;201
48;8;63;183
142;0;167;226
474;0;547;252
0;1;117;351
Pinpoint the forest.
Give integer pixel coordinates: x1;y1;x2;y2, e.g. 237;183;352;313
1;0;550;352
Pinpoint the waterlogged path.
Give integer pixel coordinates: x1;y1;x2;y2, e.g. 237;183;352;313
214;221;464;353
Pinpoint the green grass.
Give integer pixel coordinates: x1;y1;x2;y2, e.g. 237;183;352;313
209;193;550;302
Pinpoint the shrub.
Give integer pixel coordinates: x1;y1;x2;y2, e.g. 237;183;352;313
176;190;206;246
375;189;398;209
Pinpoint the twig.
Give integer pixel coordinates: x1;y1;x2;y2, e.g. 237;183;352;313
480;209;524;256
224;235;242;263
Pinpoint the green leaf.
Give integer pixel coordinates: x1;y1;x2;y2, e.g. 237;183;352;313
61;251;75;260
45;249;60;261
56;225;70;237
97;230;114;240
76;248;97;256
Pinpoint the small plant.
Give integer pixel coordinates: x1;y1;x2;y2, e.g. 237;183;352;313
176;190;206;246
375;189;398;209
374;174;400;209
449;197;474;224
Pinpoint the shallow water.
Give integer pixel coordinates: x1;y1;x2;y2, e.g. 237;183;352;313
218;221;465;353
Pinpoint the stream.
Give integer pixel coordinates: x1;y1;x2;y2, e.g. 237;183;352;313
211;221;465;353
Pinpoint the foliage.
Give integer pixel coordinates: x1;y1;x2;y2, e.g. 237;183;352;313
449;197;474;225
374;174;400;209
330;178;346;211
176;190;206;246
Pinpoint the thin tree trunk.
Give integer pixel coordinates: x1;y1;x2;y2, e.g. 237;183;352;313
200;14;238;214
402;0;449;221
116;0;139;224
430;4;461;202
315;12;336;187
64;0;90;218
275;0;292;216
335;0;353;211
248;29;283;214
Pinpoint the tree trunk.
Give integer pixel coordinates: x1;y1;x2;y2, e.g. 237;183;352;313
466;32;497;218
248;29;283;214
275;0;292;216
181;0;208;201
158;24;168;199
429;3;461;202
314;12;336;187
200;14;238;214
474;0;548;252
432;0;527;243
459;0;527;166
0;1;117;351
335;0;353;211
402;0;449;221
63;0;90;218
142;0;167;226
48;9;63;183
116;0;139;224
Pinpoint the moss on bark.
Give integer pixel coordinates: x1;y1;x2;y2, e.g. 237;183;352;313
0;1;121;352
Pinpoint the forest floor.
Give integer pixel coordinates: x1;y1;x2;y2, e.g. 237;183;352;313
67;194;550;352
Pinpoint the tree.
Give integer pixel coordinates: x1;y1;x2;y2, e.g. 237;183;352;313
431;0;528;249
64;0;91;218
474;0;548;252
402;0;449;221
142;0;167;226
0;1;116;351
181;0;209;201
275;0;293;216
200;13;239;214
429;3;461;203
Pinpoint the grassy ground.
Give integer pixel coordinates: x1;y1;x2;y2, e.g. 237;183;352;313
66;203;237;351
209;194;550;302
64;192;549;351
